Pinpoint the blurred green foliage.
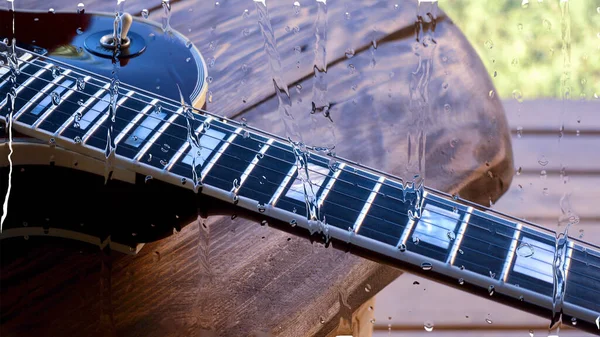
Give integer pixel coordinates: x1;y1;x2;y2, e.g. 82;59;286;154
438;0;600;100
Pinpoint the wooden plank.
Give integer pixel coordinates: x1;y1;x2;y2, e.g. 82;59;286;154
492;174;600;226
503;99;600;132
511;134;600;173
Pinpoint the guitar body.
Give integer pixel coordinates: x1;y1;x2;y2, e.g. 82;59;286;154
0;9;209;252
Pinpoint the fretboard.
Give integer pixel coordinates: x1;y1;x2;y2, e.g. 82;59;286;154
2;47;599;333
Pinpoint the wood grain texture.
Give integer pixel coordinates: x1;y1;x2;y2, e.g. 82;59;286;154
1;1;513;337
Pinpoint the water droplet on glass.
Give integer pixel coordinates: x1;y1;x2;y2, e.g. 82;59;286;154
488;285;495;296
257;203;266;213
571;317;577;325
241;28;250;37
398;243;406;252
517;242;535;257
489;90;495;98
319;317;325;324
76;78;85;91
141;9;149;18
345;48;355;58
542;19;552;31
77;3;85;14
214;1;220;7
48;8;55;13
74;136;82;144
51;66;61;78
261;220;267;226
485;318;493;324
578;229;584;238
421;262;432;271
293;1;300;15
344;11;351;20
290;219;297;227
540;170;547;179
458;278;464;285
153;251;161;262
511;58;519;67
447;231;456;241
424;322;434;332
484;40;493;49
145;175;153;183
412;236;420;245
444;104;452;113
521;0;529;8
442;82;448;90
51;92;60;105
537;155;549;166
529;329;534;337
365;284;371;292
232;194;239;205
512;90;523;103
76;27;83;35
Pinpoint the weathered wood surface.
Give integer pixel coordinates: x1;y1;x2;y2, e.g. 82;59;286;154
372;99;600;335
1;1;514;337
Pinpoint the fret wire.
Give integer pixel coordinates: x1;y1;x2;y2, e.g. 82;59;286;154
269;165;297;207
0;63;52;109
317;163;345;208
13;69;72;120
233;138;274;194
55;82;110;135
133;106;183;161
4;61;600;276
83;91;134;143
114;98;160;146
353;176;385;233
501;222;523;282
166;116;214;171
447;206;473;265
33;75;89;129
200;128;242;180
564;240;575;282
397;191;427;248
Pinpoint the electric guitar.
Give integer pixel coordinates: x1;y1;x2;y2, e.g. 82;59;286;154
1;8;598;335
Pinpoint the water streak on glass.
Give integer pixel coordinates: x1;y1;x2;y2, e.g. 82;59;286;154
0;0;17;231
310;0;336;154
104;1;126;183
549;2;572;335
254;0;323;227
406;0;439;219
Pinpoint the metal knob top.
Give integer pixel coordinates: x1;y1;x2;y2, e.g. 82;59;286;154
99;12;133;49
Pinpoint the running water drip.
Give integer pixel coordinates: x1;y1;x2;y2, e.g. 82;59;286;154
309;0;336;154
406;0;438;218
1;0;17;232
254;0;325;231
549;193;578;336
549;3;572;335
406;0;437;211
104;1;125;184
176;84;204;193
161;0;172;33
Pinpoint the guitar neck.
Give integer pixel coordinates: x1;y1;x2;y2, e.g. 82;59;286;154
2;46;599;334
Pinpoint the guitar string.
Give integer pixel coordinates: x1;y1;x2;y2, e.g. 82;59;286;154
8;44;600;259
9;96;600;293
3;57;598;265
4;77;600;296
3;59;596;257
1;64;597;267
